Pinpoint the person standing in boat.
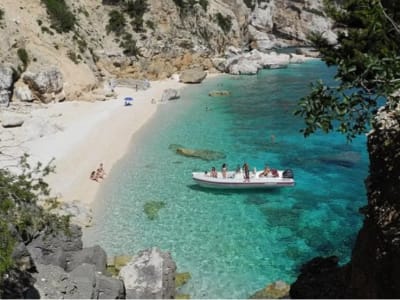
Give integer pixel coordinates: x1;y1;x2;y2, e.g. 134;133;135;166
211;166;218;178
221;163;227;178
243;162;250;182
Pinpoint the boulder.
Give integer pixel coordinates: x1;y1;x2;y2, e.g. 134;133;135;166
14;85;34;102
32;264;77;299
119;248;176;299
28;245;67;270
23;67;64;103
55;200;93;228
160;88;180;102
1;112;25;128
96;274;125;299
66;245;107;273
29;224;83;253
69;263;97;299
0;66;14;106
179;68;207;83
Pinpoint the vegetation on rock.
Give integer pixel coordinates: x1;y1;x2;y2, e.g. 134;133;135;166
17;48;29;71
41;0;76;33
215;13;232;34
0;154;70;295
295;0;400;141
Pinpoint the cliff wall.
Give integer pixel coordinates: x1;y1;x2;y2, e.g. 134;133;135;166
0;0;333;101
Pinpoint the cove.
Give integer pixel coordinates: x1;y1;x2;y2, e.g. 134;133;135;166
84;60;368;299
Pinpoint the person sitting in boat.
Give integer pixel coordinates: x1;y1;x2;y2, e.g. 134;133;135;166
211;166;218;178
270;168;279;177
243;163;250;182
221;163;227;178
259;165;271;177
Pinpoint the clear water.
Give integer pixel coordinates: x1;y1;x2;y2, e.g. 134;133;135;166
84;60;368;299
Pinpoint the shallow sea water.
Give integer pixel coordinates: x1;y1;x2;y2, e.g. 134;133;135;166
84;60;368;298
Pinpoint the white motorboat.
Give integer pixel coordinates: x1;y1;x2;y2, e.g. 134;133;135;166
192;169;295;189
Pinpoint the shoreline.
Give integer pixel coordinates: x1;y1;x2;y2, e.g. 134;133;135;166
11;73;221;225
21;79;188;213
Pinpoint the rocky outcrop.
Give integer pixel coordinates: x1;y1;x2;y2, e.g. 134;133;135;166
0;66;14;107
23;68;64;103
220;49;304;75
179;68;207;83
119;247;176;299
160;88;180;102
290;104;400;298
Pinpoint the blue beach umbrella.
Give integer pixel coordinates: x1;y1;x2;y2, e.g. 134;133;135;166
124;96;133;106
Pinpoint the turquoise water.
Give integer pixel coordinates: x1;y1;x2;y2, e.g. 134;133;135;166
84;60;368;298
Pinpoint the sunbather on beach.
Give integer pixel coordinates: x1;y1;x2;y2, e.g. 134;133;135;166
90;171;98;181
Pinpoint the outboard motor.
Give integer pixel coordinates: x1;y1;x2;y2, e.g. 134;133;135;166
282;169;294;178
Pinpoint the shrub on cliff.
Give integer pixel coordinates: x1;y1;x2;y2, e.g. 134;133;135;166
215;13;232;34
106;9;126;36
41;0;76;33
0;155;70;295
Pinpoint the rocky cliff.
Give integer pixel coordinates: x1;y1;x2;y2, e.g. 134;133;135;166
290;104;400;298
0;0;334;103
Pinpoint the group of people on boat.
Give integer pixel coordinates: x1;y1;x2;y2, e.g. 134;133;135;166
90;163;106;182
207;163;279;180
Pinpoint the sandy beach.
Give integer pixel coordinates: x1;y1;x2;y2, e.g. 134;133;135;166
0;78;191;219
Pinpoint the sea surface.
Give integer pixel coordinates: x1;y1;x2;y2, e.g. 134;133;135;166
84;60;368;299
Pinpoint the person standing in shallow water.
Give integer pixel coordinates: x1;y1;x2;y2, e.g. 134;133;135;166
243;163;250;182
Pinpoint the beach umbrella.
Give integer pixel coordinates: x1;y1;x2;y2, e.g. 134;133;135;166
124;96;133;106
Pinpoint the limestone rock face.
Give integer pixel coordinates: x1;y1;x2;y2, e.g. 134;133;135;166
0;66;14;107
119;247;177;299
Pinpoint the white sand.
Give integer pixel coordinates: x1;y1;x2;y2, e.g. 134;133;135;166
20;79;187;208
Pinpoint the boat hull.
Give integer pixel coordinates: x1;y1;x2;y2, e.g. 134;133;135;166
192;171;295;189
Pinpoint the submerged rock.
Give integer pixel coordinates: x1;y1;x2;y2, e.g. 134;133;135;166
208;90;231;97
250;280;290;299
175;272;191;288
318;151;361;168
169;144;226;161
144;201;166;220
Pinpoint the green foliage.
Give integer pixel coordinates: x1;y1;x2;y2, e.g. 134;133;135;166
172;0;197;16
145;20;155;30
0;154;71;284
120;34;141;57
199;0;208;11
124;0;149;32
143;201;165;220
215;13;232;34
243;0;255;10
0;8;5;21
295;0;400;140
41;0;76;33
0;220;15;287
106;9;126;36
17;48;29;70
